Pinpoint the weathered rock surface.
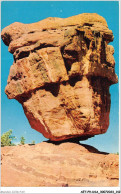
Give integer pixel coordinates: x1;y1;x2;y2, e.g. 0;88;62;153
1;13;118;141
1;142;119;187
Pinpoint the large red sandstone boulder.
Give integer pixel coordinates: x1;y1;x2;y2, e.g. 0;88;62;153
1;13;118;141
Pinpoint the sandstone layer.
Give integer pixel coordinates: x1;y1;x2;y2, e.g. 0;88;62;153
1;142;119;187
1;13;118;141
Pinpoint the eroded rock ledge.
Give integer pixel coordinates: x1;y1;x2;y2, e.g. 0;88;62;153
1;142;119;187
1;13;118;141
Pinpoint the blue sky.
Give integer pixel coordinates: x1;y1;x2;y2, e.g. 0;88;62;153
1;1;119;153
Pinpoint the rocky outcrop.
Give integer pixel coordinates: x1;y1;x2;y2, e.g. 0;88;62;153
1;13;118;141
1;142;119;187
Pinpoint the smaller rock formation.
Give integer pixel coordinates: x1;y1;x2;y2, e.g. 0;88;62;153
1;13;118;141
1;142;119;187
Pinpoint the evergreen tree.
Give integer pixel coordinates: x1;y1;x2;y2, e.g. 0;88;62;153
20;136;25;145
1;130;16;147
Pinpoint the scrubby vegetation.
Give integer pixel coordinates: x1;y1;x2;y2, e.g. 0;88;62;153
31;140;35;145
1;130;36;147
1;130;16;147
20;136;26;145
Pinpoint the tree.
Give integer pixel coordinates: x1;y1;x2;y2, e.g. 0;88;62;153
20;136;25;145
1;130;16;147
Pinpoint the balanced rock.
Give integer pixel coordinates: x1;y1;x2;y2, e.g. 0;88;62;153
1;13;118;141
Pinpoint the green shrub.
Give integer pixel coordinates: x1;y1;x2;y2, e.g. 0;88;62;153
1;130;16;147
31;140;35;145
20;136;25;145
